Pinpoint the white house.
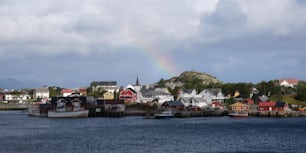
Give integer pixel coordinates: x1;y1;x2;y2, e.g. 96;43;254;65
92;81;119;93
177;97;208;108
177;89;198;98
4;92;31;104
33;88;50;100
198;88;227;104
279;78;299;88
139;87;174;105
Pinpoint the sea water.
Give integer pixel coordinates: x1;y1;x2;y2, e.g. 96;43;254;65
0;111;305;153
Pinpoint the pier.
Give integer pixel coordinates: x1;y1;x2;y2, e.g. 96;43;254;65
0;104;30;110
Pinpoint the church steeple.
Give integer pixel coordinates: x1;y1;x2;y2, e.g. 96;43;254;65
135;76;140;86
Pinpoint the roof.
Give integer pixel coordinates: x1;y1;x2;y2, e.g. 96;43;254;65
141;88;171;96
279;78;299;85
62;89;72;93
275;101;286;107
258;102;276;107
230;102;247;107
182;89;195;94
163;101;185;107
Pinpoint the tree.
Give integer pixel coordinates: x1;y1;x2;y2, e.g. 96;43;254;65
295;81;306;101
49;87;61;97
156;78;166;88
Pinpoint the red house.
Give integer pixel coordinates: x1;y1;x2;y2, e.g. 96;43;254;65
258;102;276;111
258;101;289;111
211;101;224;109
119;88;137;104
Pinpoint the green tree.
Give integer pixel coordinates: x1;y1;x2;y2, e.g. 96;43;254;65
49;87;61;97
295;81;306;101
156;78;166;88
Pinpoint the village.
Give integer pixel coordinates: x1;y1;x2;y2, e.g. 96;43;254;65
1;73;306;119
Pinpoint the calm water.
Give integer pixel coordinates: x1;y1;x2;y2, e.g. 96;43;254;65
0;111;306;153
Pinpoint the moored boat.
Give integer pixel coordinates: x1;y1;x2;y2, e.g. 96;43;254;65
28;105;47;117
154;109;174;119
228;111;248;117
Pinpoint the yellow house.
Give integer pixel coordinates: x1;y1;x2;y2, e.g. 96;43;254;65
103;91;114;100
230;102;248;112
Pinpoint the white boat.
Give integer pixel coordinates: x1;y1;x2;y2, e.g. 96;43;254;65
48;98;89;118
154;109;174;119
228;111;248;117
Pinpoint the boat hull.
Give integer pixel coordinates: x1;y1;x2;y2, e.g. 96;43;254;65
154;115;174;119
48;110;89;118
154;110;174;119
228;111;248;117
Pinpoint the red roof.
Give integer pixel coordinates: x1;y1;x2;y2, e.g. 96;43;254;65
62;89;72;93
279;78;299;85
258;102;276;107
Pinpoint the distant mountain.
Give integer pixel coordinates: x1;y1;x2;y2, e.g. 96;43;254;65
0;78;40;90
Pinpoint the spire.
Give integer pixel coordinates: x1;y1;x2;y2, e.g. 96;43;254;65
135;76;140;86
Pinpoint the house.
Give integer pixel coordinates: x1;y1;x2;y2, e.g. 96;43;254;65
3;92;31;104
33;88;49;100
211;101;224;110
104;100;125;116
258;102;276;111
230;102;249;112
258;101;289;111
161;101;185;111
275;102;289;111
139;88;174;105
78;88;87;96
177;97;208;108
92;81;118;93
279;78;299;88
119;87;137;104
198;88;227;104
61;89;73;97
177;89;197;98
103;91;114;100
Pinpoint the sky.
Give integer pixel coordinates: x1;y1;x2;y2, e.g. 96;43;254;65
0;0;306;88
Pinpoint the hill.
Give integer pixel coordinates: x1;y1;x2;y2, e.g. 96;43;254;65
0;78;40;90
158;71;221;89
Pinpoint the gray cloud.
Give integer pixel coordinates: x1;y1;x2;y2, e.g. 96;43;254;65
0;0;306;87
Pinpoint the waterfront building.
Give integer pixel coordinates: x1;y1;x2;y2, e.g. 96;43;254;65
61;89;73;97
119;86;137;104
33;88;49;100
198;88;227;104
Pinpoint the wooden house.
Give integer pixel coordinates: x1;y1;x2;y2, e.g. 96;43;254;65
161;101;185;111
230;102;249;112
275;102;289;111
104;100;125;116
258;102;276;111
119;88;137;104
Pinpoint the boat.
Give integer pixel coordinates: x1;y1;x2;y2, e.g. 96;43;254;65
228;111;248;117
48;98;89;118
154;109;174;119
28;104;47;117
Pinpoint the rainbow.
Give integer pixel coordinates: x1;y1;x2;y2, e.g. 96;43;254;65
125;29;179;77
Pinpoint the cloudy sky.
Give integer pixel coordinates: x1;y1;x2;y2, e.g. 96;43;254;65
1;0;306;88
